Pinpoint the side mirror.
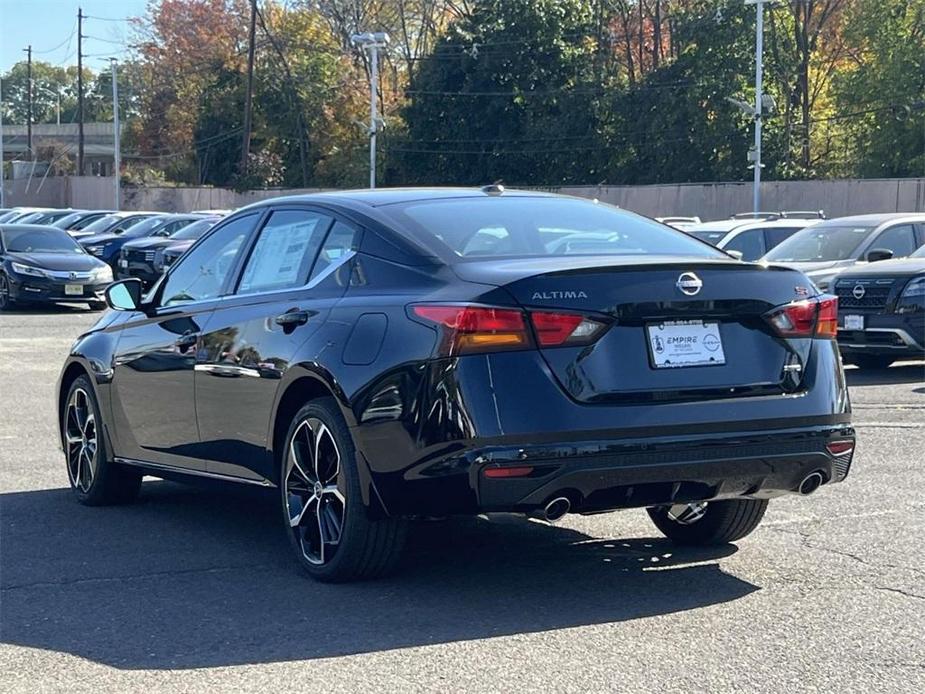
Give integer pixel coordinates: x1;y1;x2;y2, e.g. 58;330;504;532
866;248;894;263
726;250;744;261
105;278;144;311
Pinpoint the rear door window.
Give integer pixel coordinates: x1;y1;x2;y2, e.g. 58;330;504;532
308;221;359;282
236;210;333;295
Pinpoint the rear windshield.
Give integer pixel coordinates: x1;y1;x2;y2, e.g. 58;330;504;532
763;225;875;262
79;214;123;235
2;227;84;253
380;197;723;261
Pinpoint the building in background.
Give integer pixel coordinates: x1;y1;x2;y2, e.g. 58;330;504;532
2;123;115;177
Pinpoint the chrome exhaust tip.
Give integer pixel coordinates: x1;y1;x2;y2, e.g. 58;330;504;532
798;471;824;496
543;496;571;522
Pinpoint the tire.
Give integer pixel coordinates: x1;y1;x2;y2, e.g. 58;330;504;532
0;273;15;311
88;300;107;311
849;355;894;370
281;397;407;582
63;375;142;505
647;499;768;545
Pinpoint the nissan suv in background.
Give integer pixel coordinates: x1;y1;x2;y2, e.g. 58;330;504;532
761;214;925;292
834;244;925;369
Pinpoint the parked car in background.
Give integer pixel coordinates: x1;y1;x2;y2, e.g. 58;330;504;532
117;215;220;286
761;214;925;292
0;207;54;223
833;244;925;369
686;217;819;261
69;211;160;240
656;216;701;231
0;224;113;311
59;188;855;582
15;209;79;225
52;210;112;232
79;214;202;268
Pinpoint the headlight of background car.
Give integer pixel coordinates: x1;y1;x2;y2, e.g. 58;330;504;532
899;277;925;302
10;262;47;278
92;265;114;282
153;248;166;272
86;245;105;257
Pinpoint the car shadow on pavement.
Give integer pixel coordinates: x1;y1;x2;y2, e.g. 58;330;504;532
0;480;756;670
844;362;925;387
0;302;98;316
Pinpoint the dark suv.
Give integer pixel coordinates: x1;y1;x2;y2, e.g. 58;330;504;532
835;244;925;369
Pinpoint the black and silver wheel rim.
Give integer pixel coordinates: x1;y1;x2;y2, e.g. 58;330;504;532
285;417;345;566
666;502;708;525
0;275;9;308
65;388;98;493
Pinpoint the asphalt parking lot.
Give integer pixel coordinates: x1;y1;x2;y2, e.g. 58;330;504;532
1;306;923;693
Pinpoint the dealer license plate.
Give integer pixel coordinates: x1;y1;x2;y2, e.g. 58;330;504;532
647;320;726;369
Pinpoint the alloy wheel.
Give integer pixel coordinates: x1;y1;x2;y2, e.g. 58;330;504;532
65;388;98;493
0;274;9;309
666;501;708;525
285;417;346;565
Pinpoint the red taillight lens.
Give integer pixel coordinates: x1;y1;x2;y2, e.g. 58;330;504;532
483;465;534;478
826;440;855;456
411;305;531;355
765;295;838;339
530;310;606;347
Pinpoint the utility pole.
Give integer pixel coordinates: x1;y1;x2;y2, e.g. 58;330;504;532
24;46;32;157
351;32;389;188
241;0;257;176
0;77;5;208
746;0;770;214
111;59;120;210
77;7;84;175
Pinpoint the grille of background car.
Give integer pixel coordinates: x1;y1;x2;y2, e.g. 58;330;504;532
834;278;894;310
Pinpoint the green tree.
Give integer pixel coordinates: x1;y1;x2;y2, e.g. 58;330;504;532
397;0;605;185
832;0;925;177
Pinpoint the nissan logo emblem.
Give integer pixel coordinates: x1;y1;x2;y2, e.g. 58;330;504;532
852;284;866;300
676;272;703;296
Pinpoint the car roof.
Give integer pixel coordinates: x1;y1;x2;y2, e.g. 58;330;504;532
242;187;558;211
1;223;71;234
814;213;925;227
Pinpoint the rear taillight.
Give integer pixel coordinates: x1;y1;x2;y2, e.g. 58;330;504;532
411;305;607;355
411;305;531;355
530;310;607;347
765;295;838;339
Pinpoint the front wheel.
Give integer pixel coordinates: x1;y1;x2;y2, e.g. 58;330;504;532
647;499;768;545
63;375;142;505
0;273;15;311
281;397;407;582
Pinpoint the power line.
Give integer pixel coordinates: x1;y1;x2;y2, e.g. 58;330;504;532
33;23;77;55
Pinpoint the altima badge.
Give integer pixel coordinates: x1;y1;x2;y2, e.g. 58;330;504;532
676;272;703;296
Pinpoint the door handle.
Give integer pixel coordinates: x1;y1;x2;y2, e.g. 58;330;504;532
275;310;310;327
175;332;199;352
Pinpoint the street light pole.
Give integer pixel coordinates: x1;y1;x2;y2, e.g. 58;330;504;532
111;59;120;210
746;0;770;214
0;77;5;208
351;32;389;189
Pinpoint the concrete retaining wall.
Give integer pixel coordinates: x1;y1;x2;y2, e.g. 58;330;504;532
4;176;923;219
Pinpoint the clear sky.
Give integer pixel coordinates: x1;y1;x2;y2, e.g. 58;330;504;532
1;0;149;73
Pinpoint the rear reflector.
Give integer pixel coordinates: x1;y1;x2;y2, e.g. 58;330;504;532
826;440;854;456
483;466;533;478
765;295;838;338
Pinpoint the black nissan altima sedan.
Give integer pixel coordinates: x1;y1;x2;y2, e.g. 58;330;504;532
1;224;113;310
56;188;855;582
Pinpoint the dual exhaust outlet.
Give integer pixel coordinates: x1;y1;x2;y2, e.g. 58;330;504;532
538;472;823;522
